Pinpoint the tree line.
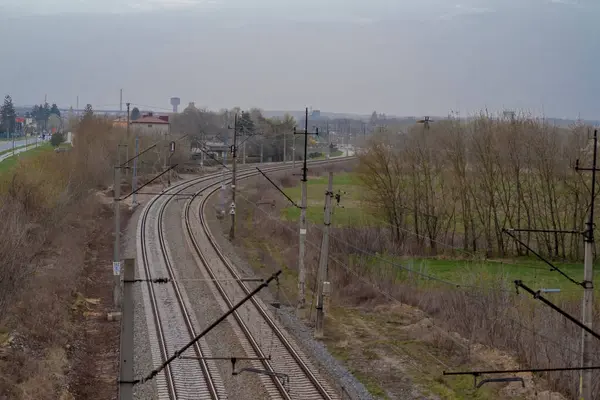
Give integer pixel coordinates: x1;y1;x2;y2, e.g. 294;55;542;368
0;94;67;134
170;105;299;162
1;95;16;133
358;113;594;261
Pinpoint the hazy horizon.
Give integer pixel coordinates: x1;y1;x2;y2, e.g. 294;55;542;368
1;0;598;119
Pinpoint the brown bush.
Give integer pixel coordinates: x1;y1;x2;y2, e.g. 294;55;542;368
358;114;591;260
0;117;130;399
235;152;600;399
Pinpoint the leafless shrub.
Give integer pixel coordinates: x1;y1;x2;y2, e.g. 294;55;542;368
234;135;600;398
358;115;591;259
0;117;128;399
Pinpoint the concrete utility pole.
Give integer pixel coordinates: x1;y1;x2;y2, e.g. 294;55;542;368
118;258;134;400
243;140;246;165
345;134;349;157
575;129;598;400
229;114;239;240
260;142;263;164
326;122;331;162
200;130;205;171
167;141;175;187
293;107;319;309
128;104;140;206
293;135;296;169
283;129;287;163
113;145;123;308
200;144;205;170
220;131;229;218
315;171;333;338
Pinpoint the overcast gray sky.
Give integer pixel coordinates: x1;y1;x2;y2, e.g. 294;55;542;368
0;0;597;118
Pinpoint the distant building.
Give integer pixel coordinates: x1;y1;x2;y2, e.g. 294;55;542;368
112;117;128;128
129;113;170;136
191;140;228;159
15;117;25;132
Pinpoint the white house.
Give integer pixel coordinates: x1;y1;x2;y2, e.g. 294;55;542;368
130;114;170;136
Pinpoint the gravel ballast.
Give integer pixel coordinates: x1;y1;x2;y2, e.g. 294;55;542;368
123;198;159;400
161;177;270;400
123;164;375;400
204;174;376;400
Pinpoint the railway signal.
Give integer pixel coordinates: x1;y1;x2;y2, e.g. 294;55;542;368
293;107;319;309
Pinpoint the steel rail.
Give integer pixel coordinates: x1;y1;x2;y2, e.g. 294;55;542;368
185;159;350;399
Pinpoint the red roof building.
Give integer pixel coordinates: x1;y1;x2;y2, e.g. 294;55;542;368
129;113;170;136
130;116;170;125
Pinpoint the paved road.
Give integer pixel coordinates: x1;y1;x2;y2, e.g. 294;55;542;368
332;144;355;158
0;143;38;163
0;139;33;153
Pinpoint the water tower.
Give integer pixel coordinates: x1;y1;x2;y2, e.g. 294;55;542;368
170;97;181;113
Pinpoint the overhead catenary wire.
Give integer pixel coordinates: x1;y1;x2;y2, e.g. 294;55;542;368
173;159;592;383
243;161;569;277
340;208;561;274
233;188;513;293
232;188;531;362
231;184;597;381
515;280;600;342
121;270;282;386
503;229;582;287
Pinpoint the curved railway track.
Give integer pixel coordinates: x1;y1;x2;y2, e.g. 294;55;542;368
138;158;353;399
139;172;226;399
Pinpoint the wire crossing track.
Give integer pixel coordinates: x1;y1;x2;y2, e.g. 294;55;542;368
137;158;352;399
139;172;228;399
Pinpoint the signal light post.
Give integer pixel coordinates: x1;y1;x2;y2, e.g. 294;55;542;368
293;107;318;309
228;114;239;240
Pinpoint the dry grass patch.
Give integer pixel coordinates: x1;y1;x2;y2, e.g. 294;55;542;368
322;304;566;400
0;117;142;399
225;169;583;399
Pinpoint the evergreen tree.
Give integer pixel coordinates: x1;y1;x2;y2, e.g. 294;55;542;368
0;95;16;134
131;107;141;121
82;104;94;121
369;111;378;127
43;102;51;129
31;105;40;122
50;103;61;117
31;103;51;131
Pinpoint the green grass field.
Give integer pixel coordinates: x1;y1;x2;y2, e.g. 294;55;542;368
0;144;52;174
0;141;43;157
361;255;597;299
280;172;595;297
281;172;379;225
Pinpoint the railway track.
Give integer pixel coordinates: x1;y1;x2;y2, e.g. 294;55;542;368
138;158;353;399
138;171;227;399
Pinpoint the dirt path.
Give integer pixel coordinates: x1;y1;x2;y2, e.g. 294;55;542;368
68;197;133;400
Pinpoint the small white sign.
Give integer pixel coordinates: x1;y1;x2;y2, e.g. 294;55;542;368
230;209;236;215
230;202;236;208
113;261;121;276
300;228;307;235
